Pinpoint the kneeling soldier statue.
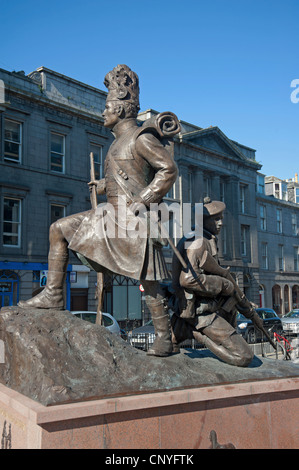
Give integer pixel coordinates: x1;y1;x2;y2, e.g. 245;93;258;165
171;197;255;367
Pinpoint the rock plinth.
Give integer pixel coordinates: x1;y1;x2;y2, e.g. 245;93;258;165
1;306;299;406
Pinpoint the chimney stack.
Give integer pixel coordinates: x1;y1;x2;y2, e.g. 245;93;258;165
295;173;298;183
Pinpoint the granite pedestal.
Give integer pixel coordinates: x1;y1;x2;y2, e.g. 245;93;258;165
0;307;298;449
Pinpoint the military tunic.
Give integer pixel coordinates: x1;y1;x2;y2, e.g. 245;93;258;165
172;229;229;329
66;118;177;280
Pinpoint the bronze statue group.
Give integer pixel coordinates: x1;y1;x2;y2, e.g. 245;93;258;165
19;65;268;367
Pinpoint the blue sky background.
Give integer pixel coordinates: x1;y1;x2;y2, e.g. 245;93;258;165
0;0;298;180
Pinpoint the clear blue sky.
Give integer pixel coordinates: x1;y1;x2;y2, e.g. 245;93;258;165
0;0;298;180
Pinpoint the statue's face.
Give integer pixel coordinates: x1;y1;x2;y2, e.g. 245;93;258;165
204;214;223;235
102;101;121;128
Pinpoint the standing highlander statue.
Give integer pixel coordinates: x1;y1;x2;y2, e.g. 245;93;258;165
18;64;179;357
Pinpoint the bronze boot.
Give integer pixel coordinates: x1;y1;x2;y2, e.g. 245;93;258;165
192;328;253;367
18;253;68;310
146;298;173;357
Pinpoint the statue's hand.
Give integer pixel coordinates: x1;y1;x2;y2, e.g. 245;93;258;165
88;179;98;192
88;179;106;195
129;197;147;216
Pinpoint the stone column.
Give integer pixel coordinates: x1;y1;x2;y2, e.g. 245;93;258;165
289;285;293;311
211;174;221;201
193;168;204;203
178;164;190;204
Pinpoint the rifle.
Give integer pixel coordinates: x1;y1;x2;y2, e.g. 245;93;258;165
199;250;277;351
90;152;104;326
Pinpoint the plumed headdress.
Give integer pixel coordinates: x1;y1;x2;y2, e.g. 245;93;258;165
104;64;140;109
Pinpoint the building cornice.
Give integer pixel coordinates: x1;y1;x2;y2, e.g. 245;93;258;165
0;67;106;125
177;141;261;170
178;126;261;170
256;193;299;210
32;66;107;98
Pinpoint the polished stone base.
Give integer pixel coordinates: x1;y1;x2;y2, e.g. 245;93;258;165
1;306;299;448
0;376;298;449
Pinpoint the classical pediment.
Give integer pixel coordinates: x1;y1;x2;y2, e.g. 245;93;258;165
180;126;247;161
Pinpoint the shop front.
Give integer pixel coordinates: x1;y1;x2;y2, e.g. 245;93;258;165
104;275;142;331
0;262;72;309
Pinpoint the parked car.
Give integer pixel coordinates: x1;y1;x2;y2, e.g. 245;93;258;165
128;320;155;350
236;308;283;344
128;317;204;351
281;309;299;335
71;311;122;336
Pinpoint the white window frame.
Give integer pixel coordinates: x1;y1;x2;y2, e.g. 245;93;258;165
294;246;299;272
260;204;266;231
165;183;175;200
274;183;280;199
4;119;22;164
90;143;103;180
278;244;284;271
292;213;297;236
240;225;250;259
281;183;288;201
276;208;282;233
261;242;268;270
241;225;247;256
2;197;21;248
50;132;65;174
50;204;66;225
240;185;246;213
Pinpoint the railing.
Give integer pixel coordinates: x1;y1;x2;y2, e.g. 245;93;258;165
128;333;205;352
128;330;299;361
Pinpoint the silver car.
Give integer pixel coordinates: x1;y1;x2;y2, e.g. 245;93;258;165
128;320;155;351
71;311;121;336
281;309;299;335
